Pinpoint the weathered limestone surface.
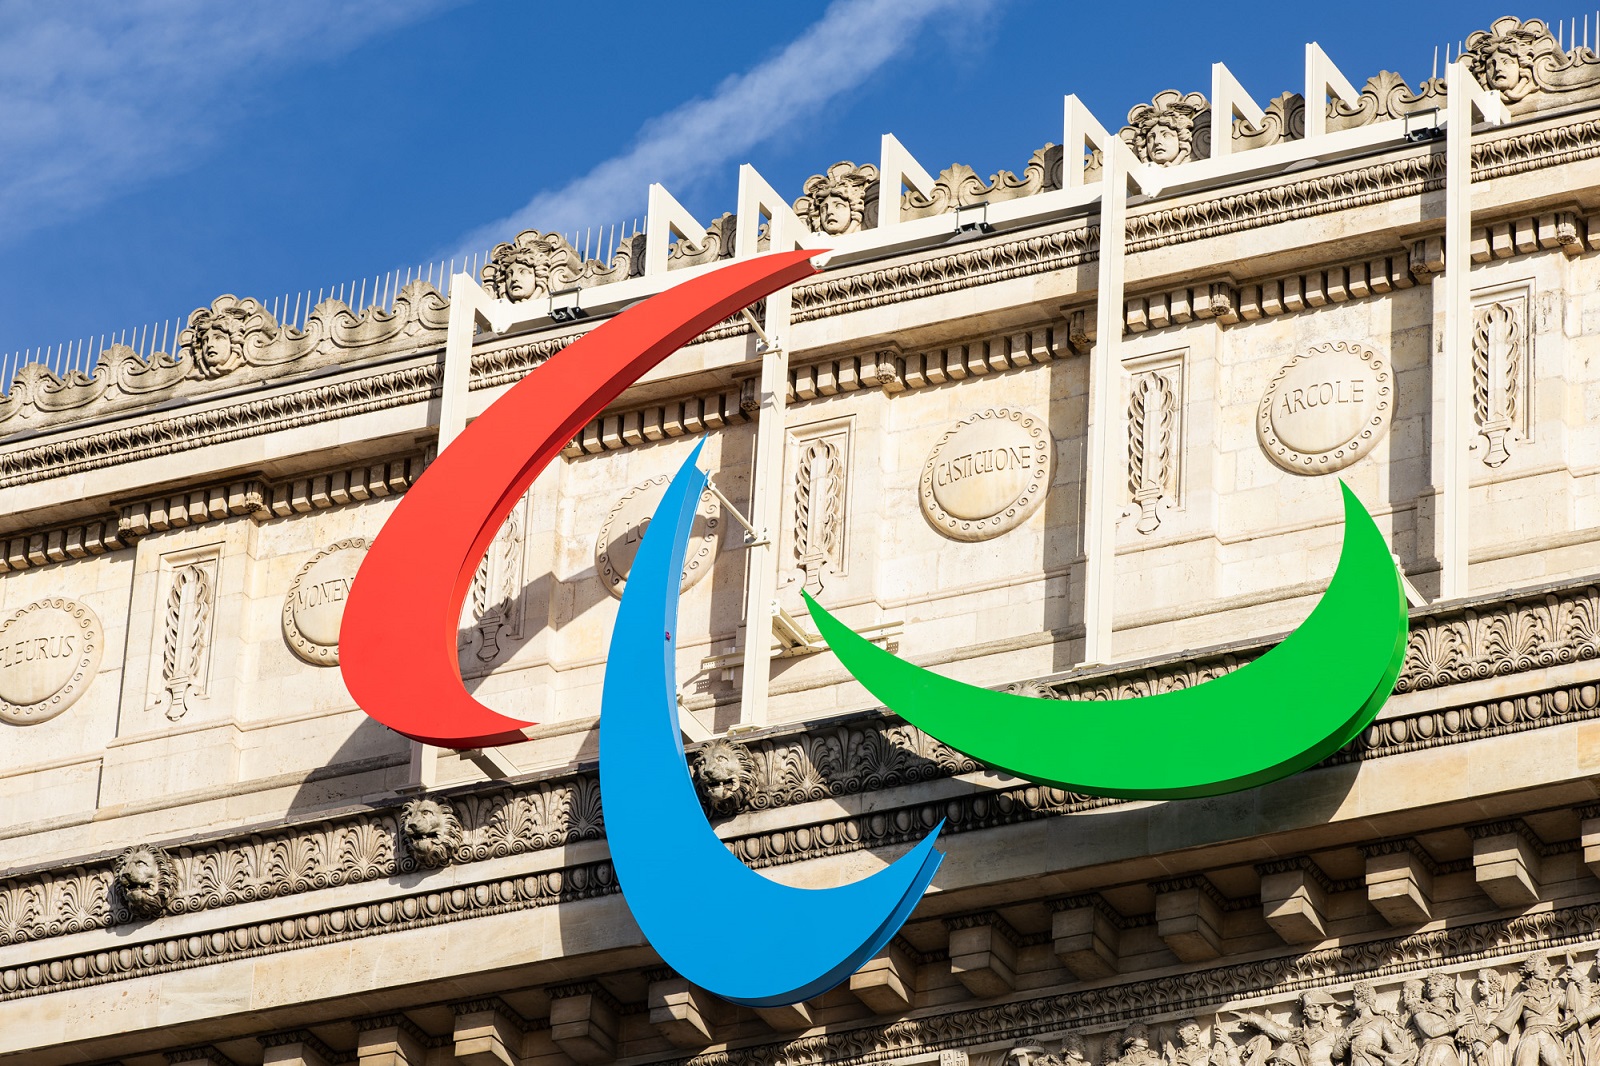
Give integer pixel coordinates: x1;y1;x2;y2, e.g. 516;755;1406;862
2;13;1600;1066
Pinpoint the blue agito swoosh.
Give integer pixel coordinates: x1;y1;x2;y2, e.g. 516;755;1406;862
599;441;945;1007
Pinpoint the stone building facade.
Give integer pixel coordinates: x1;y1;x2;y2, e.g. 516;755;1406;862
3;13;1600;1066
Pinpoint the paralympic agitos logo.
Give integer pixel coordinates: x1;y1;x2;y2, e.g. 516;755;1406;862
340;250;1408;1007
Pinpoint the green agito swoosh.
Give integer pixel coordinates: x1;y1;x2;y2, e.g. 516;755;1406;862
803;482;1408;799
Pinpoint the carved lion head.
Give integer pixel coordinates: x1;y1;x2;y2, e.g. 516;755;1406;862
112;844;176;920
690;738;756;816
400;797;463;868
795;162;878;236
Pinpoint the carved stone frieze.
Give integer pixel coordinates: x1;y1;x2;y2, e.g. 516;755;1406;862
0;598;102;725
1;581;1598;953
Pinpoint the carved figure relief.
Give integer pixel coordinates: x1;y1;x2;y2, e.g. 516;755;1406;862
596;476;720;599
480;230;583;303
1127;357;1183;533
0;598;102;725
1258;342;1392;475
690;738;756;816
1125;91;1210;166
1466;19;1554;103
463;493;527;666
181;297;264;379
153;556;217;721
399;798;463;869
794;162;879;235
791;423;849;594
111;845;175;921
920;408;1053;541
282;538;367;666
1472;292;1530;468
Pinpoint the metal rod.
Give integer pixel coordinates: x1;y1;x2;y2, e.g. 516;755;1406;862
704;480;763;541
740;307;772;346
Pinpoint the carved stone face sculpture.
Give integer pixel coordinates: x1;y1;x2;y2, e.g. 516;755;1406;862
1476;968;1504;1006
112;844;175;920
185;307;249;379
796;162;877;236
1007;1046;1061;1066
820;193;854;236
1523;953;1555;986
1300;991;1337;1026
1464;18;1547;101
690;738;756;816
1425;972;1452;1000
1146;119;1183;164
1126;90;1207;167
1178;1023;1204;1049
1061;1035;1089;1066
503;258;548;303
400;797;463;868
482;230;571;304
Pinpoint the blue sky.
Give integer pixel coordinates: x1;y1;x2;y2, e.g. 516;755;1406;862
0;1;1563;363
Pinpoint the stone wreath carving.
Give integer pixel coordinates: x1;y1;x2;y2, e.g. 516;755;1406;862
400;798;464;869
111;845;176;921
0;598;102;726
690;738;757;817
282;538;367;667
920;408;1053;541
596;476;720;599
1257;342;1392;475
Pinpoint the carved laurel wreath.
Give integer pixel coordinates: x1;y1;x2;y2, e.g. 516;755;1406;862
281;538;369;667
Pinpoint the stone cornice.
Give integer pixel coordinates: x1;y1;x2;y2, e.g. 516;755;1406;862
1;578;1597;972
2;113;1598;487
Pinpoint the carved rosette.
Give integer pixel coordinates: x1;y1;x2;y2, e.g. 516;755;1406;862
1257;342;1392;474
0;598;102;725
282;538;368;666
920;409;1053;541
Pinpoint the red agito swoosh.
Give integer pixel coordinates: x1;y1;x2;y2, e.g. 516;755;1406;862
340;250;823;748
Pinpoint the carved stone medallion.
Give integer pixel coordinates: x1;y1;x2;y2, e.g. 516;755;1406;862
920;408;1053;541
1258;342;1392;474
0;598;102;725
282;538;368;666
596;477;720;599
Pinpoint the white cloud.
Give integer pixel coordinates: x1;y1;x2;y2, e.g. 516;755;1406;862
452;0;1000;255
0;0;455;244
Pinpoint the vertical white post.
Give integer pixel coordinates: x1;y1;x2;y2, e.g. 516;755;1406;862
1439;61;1508;601
405;271;491;790
1210;62;1266;160
734;166;811;730
1304;42;1363;140
878;133;937;227
1081;140;1129;666
737;293;791;730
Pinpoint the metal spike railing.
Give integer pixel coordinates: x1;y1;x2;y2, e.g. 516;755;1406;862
0;218;650;396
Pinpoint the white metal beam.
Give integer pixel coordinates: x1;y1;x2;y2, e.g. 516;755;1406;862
1439;61;1509;601
1210;62;1267;160
1304;42;1364;139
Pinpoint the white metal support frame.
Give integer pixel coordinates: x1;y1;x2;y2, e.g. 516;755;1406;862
1440;60;1509;601
733;164;813;730
1304;42;1365;139
1209;62;1267;160
1070;96;1152;667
